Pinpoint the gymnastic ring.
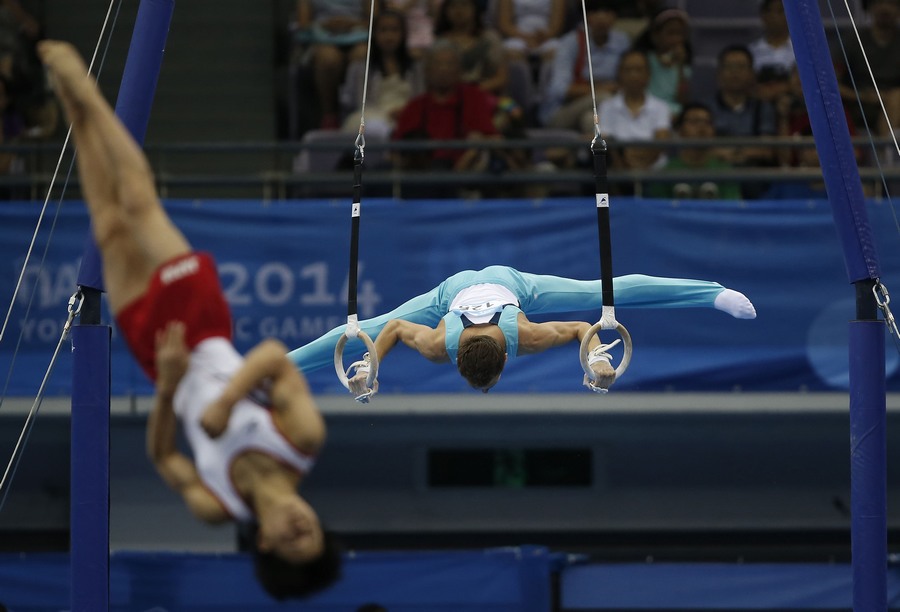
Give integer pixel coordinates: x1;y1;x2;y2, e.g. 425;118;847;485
579;321;632;387
334;330;379;391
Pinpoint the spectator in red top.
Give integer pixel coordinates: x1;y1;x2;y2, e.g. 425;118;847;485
393;40;499;175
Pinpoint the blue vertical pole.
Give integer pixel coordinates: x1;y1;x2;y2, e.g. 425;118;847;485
850;320;887;612
784;3;886;610
70;325;111;612
70;1;175;611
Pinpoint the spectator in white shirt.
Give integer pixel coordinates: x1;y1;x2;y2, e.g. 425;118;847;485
598;48;671;171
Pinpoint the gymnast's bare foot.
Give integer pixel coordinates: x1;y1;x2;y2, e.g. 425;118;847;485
37;40;94;117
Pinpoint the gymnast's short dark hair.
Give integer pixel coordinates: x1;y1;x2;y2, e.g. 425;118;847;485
251;527;343;600
457;335;505;391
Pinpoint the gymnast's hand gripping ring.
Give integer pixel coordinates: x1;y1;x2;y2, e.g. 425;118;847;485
334;331;379;403
579;320;632;394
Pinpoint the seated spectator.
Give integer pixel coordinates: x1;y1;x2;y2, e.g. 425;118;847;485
632;8;692;116
755;64;791;109
598;48;671;173
392;41;499;176
496;0;568;62
539;0;629;132
834;0;900;136
481;96;543;198
749;0;794;78
0;0;54;139
434;0;509;96
646;102;741;200
296;0;372;129
707;44;777;170
383;0;440;58
0;75;26;197
340;10;424;140
0;0;41;93
774;66;859;168
764;127;827;199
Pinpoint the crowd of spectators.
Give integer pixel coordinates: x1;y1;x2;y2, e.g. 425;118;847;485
289;0;896;198
0;0;59;194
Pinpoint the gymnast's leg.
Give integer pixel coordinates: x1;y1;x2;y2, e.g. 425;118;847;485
38;41;191;314
288;284;447;372
514;271;756;319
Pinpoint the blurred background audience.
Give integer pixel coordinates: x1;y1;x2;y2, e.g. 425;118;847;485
9;0;899;202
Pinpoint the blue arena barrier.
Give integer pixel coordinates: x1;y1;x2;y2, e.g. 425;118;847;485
560;561;900;609
6;551;900;610
0;547;561;611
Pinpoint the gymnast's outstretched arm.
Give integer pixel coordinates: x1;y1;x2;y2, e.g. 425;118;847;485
345;319;448;396
288;287;446;372
373;319;449;363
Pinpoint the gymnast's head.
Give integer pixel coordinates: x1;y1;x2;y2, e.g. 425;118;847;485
457;335;507;392
249;498;343;598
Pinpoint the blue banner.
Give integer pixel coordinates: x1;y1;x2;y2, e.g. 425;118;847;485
0;547;558;611
1;197;898;396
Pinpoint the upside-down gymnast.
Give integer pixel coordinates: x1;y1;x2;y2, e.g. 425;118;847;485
38;41;339;599
288;266;757;394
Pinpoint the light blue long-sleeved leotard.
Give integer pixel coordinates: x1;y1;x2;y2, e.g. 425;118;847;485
287;266;726;372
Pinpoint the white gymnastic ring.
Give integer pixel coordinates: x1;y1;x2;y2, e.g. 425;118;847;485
334;330;379;390
579;321;632;384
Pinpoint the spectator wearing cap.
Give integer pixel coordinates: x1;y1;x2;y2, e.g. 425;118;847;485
632;8;692;116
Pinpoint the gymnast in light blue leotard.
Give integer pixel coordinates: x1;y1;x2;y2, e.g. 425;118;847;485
287;266;756;388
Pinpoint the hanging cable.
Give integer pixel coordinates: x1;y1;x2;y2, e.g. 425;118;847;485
828;0;899;231
0;0;123;509
839;0;900;165
0;0;121;347
827;0;900;353
334;0;380;402
577;0;632;393
0;291;83;511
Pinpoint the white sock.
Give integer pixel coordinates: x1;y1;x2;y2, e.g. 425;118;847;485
714;289;757;319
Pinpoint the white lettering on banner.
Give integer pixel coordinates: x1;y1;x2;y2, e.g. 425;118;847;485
299;315;345;338
357;280;381;318
220;262;252;306
217;260;380;330
255;262;294;306
234;317;253;341
300;262;336;306
233;315;345;343
19;262;80;309
160;256;199;285
19;318;65;343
